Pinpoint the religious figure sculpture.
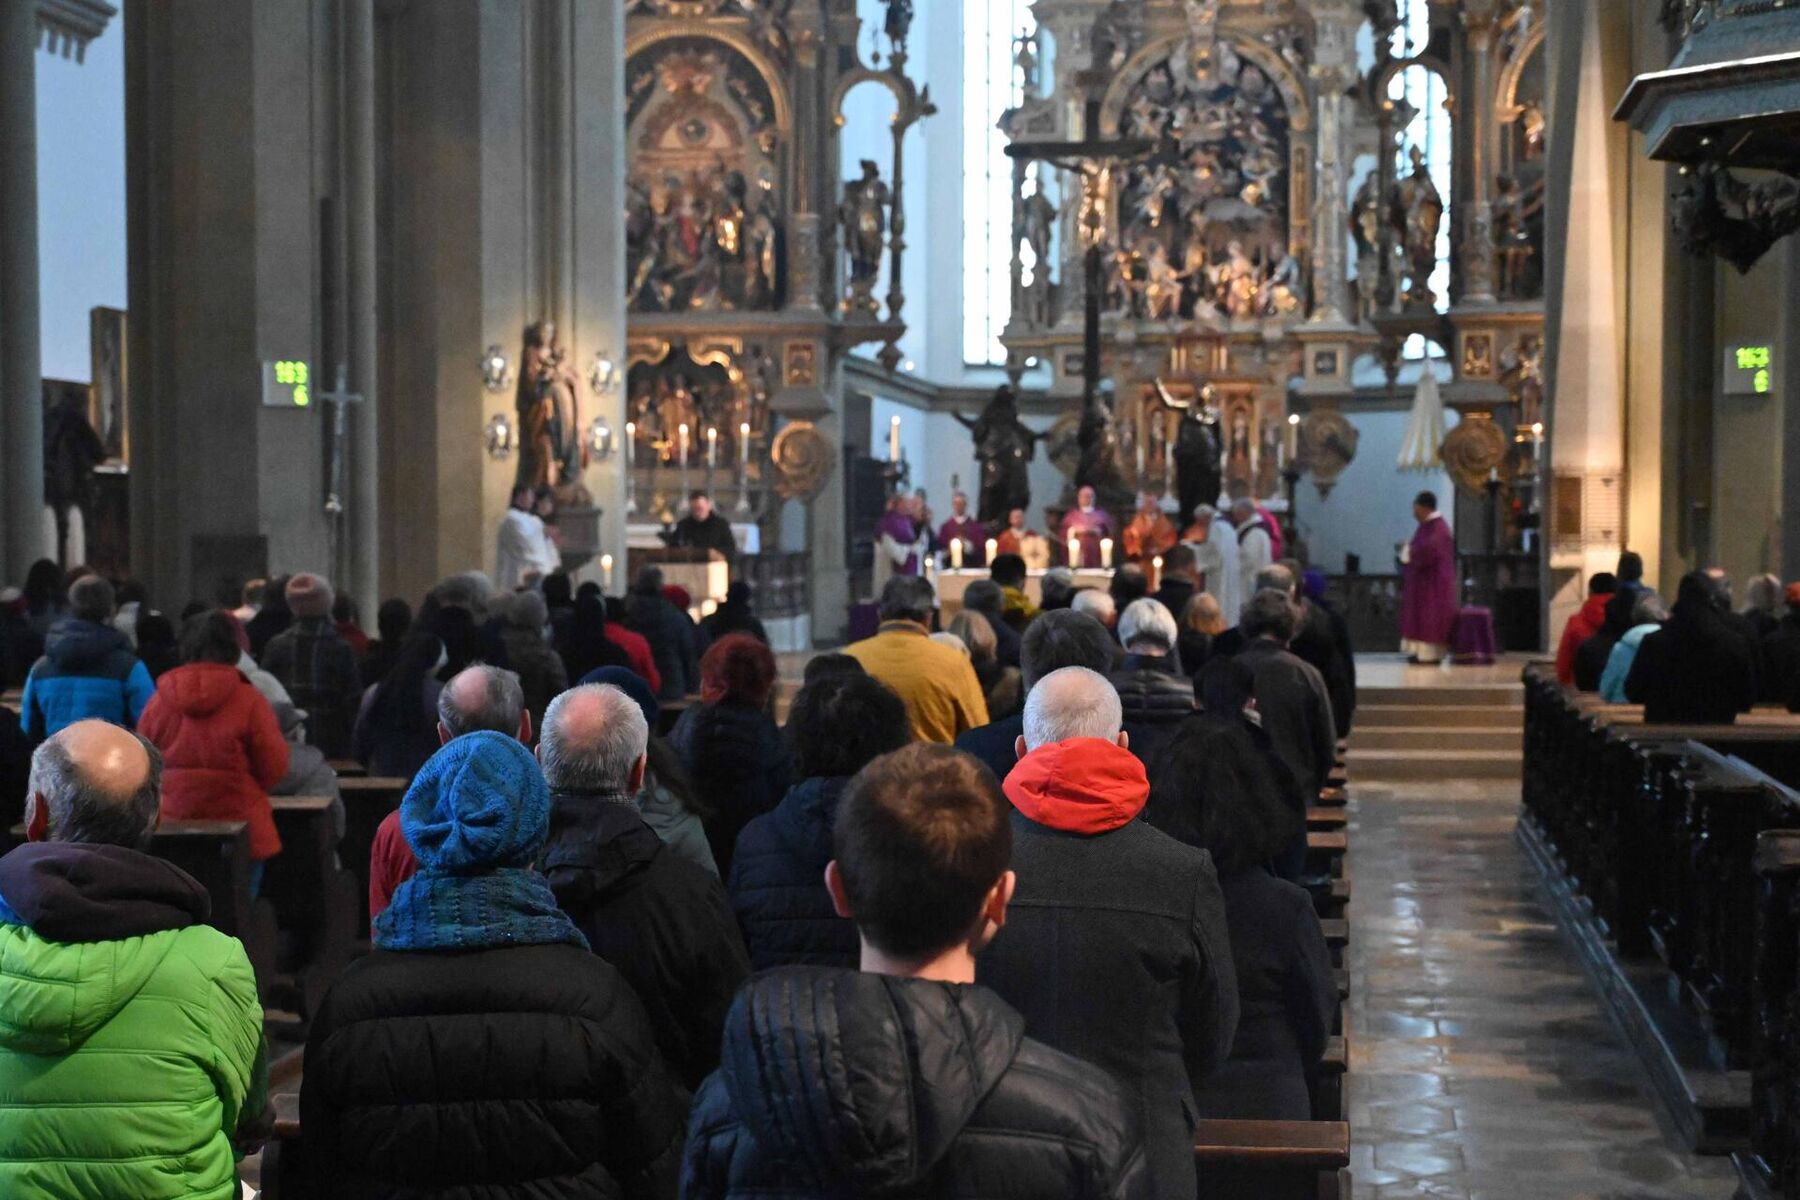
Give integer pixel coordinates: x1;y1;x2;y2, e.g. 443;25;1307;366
1075;382;1131;514
954;384;1046;524
1155;380;1224;522
840;160;890;315
1391;146;1444;309
1019;185;1058;325
1349;170;1386;317
883;0;914;55
744;183;783;308
1492;174;1538;299
515;321;587;497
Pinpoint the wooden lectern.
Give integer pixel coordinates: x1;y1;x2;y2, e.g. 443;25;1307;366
628;546;729;616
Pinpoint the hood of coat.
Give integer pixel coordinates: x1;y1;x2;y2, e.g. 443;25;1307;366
721;966;1023;1195
541;791;663;905
43;617;130;671
1003;737;1149;834
0;842;209;1054
770;776;851;858
155;661;247;718
1574;592;1613;637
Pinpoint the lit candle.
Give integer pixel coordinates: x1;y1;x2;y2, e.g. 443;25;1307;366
889;414;901;461
706;426;718;469
985;537;998;564
1135;437;1146;481
951;538;963;569
624;421;635;469
678;423;689;465
1100;536;1113;567
1285;412;1300;462
1152;554;1163;590
1068;535;1081;567
739;421;751;466
600;553;614;592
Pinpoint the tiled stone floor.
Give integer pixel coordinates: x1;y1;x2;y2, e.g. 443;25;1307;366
1347;778;1740;1199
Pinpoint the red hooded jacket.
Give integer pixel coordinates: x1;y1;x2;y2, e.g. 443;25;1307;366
138;662;289;860
1555;592;1614;687
1002;737;1149;835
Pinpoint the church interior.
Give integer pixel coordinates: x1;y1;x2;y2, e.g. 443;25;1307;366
5;1;1800;1197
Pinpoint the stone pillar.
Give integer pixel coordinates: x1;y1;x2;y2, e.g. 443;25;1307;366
345;0;380;609
1782;233;1800;580
1459;4;1499;305
0;1;44;580
1308;2;1361;326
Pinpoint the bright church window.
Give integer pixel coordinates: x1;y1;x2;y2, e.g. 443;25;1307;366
963;0;1034;367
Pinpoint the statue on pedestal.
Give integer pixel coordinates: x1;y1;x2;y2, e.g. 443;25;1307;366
1156;380;1224;522
954;384;1046;524
1390;146;1444;309
515;321;588;499
840;160;890;315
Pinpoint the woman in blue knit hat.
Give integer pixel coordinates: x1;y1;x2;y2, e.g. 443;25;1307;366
300;730;685;1197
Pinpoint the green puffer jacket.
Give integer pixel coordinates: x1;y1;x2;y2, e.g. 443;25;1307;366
0;842;265;1200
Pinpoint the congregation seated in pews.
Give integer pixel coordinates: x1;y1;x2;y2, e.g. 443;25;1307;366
0;553;1358;1199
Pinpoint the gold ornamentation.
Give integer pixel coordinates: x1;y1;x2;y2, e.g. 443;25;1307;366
1461;331;1495;379
784;341;816;387
771;421;832;500
1298;410;1359;499
1440;415;1510;494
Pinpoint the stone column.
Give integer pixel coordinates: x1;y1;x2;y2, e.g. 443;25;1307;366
1459;4;1499;304
345;0;381;608
0;1;44;580
1308;3;1362;326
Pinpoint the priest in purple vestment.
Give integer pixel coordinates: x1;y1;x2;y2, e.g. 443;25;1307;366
1399;490;1458;663
1057;485;1114;568
937;490;987;568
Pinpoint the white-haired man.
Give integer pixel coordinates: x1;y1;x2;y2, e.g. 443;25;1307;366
978;666;1237;1200
538;683;750;1090
1107;598;1193;764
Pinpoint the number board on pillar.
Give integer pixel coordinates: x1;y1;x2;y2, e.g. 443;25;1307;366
1724;344;1773;396
262;360;313;408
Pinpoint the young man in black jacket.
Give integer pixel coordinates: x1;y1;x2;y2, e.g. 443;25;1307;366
683;743;1149;1199
539;683;751;1089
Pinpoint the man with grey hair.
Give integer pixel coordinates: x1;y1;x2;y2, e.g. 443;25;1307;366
982;665;1237;1198
538;684;749;1088
1238;588;1337;794
0;721;267;1194
20;575;154;738
370;665;532;923
1109;598;1194;764
1070;587;1117;630
845;575;988;743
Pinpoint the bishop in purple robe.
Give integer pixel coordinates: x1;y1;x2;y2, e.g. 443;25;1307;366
1399;490;1458;663
937;491;988;568
1057;486;1114;568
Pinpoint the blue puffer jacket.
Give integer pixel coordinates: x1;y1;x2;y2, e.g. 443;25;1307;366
726;777;859;970
21;619;154;738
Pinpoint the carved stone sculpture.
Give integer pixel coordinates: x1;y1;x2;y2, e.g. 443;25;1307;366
515;321;587;496
1391;145;1444;309
954;385;1045;523
840;159;890;315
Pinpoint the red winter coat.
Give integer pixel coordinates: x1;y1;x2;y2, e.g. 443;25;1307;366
1555;592;1614;687
138;662;289;860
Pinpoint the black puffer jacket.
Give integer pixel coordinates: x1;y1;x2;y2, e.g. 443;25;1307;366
682;967;1150;1199
726;777;860;971
542;792;752;1090
1109;653;1195;766
1625;577;1759;724
669;700;791;878
301;942;684;1199
626;593;701;702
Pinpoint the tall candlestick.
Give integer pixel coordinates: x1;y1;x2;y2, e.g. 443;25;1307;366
706;426;718;469
1152;554;1163;591
678;423;689;465
600;553;614;592
739;421;751;467
1068;535;1080;567
985;537;997;564
1100;537;1113;567
951;538;963;569
888;414;901;461
1285;413;1300;464
624;422;635;468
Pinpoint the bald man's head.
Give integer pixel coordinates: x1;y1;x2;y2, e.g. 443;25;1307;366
27;720;163;848
540;684;650;794
437;665;528;743
1021;666;1124;751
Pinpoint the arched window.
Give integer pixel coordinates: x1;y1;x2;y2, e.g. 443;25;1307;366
1387;0;1451;346
962;0;1035;366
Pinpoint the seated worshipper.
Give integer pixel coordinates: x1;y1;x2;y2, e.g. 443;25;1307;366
1039;565;1077;610
359;597;412;687
626;566;700;701
366;665;532;922
846;575;989;743
1107;598;1195;765
1283;564;1358;737
1179;591;1226;677
666;489;738;568
133;611;180;681
1196;655;1309;880
1122;492;1178;561
686;742;1150;1200
231;577;264;626
538;684;750;1089
1599;590;1670;704
1709;566;1768;695
244;573;291;659
1615;550;1647;599
496;589;568;734
1058;484;1114;567
1071;588;1120;648
559;587;633;682
352;633;448;780
802;651;865;684
332;593;371;657
988;553;1040;632
260;573;363;757
302;732;685;1197
1763;584;1800;709
669;633;792;877
1146;728;1334;1120
1573;588;1638;693
948;609;1023;720
600;593;663;689
702;581;769;645
1108;562;1151;622
1555;572;1618;687
1745;572;1785;640
138;611;289;883
0;723;268;1199
495;484;560;590
961;577;1023;668
20;574;155;738
1209;562;1295;660
993;506;1047;568
978;666;1237;1199
270;700;345;840
581;665;718;876
1625;571;1759;724
1152;543;1201;627
1238;588;1338;796
728;671;912;970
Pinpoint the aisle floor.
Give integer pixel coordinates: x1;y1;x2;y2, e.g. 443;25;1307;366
1346;779;1739;1199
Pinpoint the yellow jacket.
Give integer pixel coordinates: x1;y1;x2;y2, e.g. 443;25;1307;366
845;621;991;743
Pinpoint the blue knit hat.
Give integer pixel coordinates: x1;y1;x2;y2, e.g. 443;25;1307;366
579;666;659;729
401;730;550;872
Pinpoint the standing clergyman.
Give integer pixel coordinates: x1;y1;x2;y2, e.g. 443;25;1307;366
1398;490;1457;664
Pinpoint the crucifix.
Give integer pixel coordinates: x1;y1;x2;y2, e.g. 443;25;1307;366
317;363;364;581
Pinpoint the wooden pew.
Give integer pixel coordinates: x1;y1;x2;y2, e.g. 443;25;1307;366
336;775;409;936
1193;1118;1351;1200
326;758;367;779
1306;829;1347;879
1307;805;1348;831
265;795;360;1022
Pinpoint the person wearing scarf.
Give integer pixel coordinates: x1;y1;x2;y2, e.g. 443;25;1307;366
300;731;684;1197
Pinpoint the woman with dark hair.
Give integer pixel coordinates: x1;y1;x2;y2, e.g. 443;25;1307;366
352;633;447;780
1146;724;1334;1122
801;652;864;686
133;611;181;681
138;611;290;887
1625;570;1760;723
244;573;292;660
359;598;413;687
701;581;769;645
1196;654;1309;879
22;559;66;640
558;589;631;682
727;671;912;968
669;633;790;876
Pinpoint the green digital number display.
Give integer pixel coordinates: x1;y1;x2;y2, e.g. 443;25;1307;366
1725;345;1774;396
263;360;312;408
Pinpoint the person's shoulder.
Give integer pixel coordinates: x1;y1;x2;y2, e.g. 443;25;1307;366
149;923;260;1006
976;1035;1143;1160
